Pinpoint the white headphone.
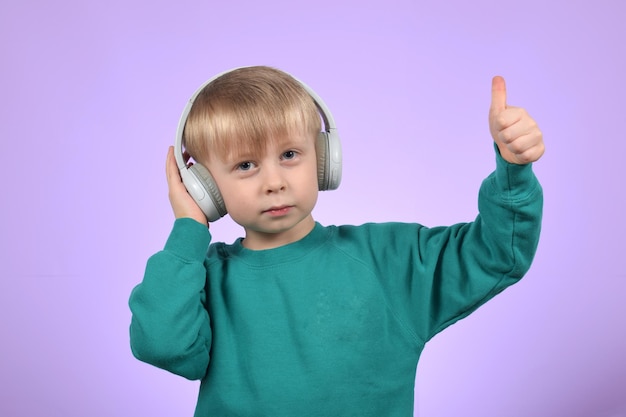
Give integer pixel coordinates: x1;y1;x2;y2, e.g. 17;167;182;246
174;67;342;222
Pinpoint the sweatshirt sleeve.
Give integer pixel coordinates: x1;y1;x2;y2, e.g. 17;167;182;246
373;147;543;346
129;218;213;380
413;147;543;342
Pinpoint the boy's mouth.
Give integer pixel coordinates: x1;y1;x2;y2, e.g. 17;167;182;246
263;205;293;216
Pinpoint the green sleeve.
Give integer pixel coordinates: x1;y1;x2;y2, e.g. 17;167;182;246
129;218;213;380
414;148;543;342
364;148;543;346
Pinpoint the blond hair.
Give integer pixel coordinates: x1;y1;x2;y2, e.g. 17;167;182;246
183;66;322;164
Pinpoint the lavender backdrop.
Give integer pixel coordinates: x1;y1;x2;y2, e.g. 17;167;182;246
1;0;624;416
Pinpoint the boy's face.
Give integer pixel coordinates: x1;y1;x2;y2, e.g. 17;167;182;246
206;132;319;250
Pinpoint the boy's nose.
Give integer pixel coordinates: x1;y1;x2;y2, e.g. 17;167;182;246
263;165;286;193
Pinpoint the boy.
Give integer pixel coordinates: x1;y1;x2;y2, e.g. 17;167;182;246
129;66;544;416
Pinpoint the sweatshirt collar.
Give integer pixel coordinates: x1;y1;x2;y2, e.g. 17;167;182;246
221;222;330;266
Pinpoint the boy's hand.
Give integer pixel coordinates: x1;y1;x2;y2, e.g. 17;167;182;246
166;146;209;226
489;76;545;165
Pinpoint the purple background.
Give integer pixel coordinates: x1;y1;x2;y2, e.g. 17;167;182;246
2;0;624;416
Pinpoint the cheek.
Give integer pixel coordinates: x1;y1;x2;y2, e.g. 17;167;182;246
311;165;321;191
212;178;242;212
220;188;248;214
303;166;320;203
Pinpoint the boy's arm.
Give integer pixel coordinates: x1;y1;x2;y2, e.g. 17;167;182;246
431;76;544;335
129;219;212;380
396;77;544;343
408;147;543;343
128;147;212;380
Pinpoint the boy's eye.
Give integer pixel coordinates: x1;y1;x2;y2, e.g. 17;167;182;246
282;150;296;160
237;161;254;171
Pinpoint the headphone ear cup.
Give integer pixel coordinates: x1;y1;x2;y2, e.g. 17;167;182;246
181;163;227;222
316;131;342;191
315;132;329;190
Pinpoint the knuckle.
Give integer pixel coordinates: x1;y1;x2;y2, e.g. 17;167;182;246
499;130;513;143
509;143;524;156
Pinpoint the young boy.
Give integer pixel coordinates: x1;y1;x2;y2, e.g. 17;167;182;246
129;66;544;416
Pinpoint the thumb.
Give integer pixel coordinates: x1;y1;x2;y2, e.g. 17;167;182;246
490;75;507;116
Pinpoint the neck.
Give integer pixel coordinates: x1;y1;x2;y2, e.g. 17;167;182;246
242;216;315;250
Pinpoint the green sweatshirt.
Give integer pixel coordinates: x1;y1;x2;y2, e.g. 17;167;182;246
129;152;543;416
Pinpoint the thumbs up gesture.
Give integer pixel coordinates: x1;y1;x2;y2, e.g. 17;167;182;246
489;76;545;165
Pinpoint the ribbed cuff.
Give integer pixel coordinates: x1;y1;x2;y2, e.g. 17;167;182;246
164;218;212;262
492;144;539;200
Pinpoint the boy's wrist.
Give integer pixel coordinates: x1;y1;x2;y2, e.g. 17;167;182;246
164;218;212;261
492;143;539;197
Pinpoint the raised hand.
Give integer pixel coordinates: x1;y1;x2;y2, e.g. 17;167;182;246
165;146;209;226
489;76;545;165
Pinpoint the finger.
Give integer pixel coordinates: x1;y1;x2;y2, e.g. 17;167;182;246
494;107;525;134
499;121;544;161
490;75;507;116
508;137;545;164
501;130;538;153
166;146;181;187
